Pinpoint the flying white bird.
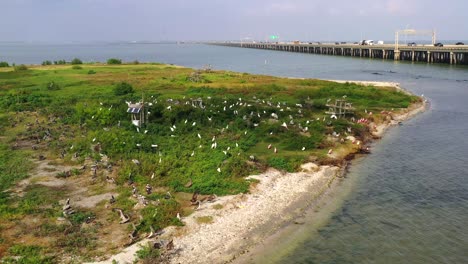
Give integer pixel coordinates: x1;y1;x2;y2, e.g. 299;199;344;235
197;133;201;139
192;122;196;126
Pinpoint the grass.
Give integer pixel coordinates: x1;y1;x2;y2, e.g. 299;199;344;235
0;62;420;261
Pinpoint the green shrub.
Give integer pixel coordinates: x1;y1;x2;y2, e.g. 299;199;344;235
136;245;160;262
267;157;294;172
133;60;140;65
0;61;10;67
54;60;67;65
71;58;83;65
72;65;82;70
42;60;52;66
113;82;134;96
87;69;97;74
47;81;61;90
107;58;122;65
14;64;28;71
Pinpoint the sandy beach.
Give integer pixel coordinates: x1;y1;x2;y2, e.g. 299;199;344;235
93;81;427;264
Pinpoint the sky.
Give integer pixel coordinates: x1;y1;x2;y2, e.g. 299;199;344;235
1;0;467;42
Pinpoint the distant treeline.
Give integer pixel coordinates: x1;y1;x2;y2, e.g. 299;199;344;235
0;58;143;67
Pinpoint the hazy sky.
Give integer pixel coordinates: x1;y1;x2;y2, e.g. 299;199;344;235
1;0;467;42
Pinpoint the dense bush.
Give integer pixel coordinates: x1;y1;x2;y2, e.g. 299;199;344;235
54;60;67;65
107;58;122;65
42;60;52;66
14;64;28;71
71;58;83;65
0;61;10;67
87;69;96;74
71;65;82;70
113;81;134;95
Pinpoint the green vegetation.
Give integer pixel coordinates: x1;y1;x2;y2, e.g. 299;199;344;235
2;245;55;263
113;81;134;96
14;64;28;71
71;58;83;65
0;61;9;67
136;245;160;263
42;60;52;66
107;58;122;65
54;60;67;65
0;63;420;261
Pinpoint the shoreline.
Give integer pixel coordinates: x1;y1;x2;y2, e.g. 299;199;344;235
93;80;427;264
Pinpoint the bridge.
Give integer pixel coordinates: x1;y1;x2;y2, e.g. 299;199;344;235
212;42;468;65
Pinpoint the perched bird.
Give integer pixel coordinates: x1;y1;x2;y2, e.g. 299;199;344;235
267;144;272;149
274;147;278;153
302;147;306;151
114;208;130;224
281;122;288;129
63;198;71;211
217;167;221;173
328;149;333;154
147;226;156;239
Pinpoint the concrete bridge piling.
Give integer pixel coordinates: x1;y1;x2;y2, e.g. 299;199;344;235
212;42;468;65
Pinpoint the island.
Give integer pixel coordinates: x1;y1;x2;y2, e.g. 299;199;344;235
0;61;424;263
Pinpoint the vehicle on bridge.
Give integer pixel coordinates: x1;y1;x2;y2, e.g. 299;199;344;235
434;43;444;47
360;40;374;45
456;42;464;45
408;42;417;46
